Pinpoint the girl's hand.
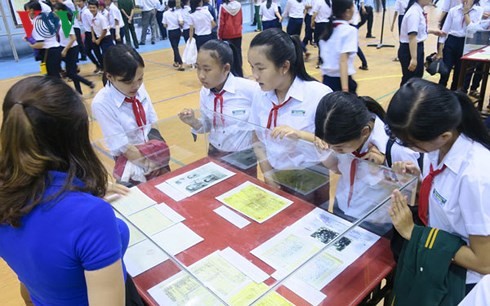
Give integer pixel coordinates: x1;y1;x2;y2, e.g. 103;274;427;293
408;59;417;71
391;161;421;177
178;108;196;125
270;125;300;139
314;137;329;151
361;143;385;165
104;182;130;202
61;49;68;58
389;190;414;240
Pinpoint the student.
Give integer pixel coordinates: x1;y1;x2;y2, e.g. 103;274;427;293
105;0;125;44
163;0;185;71
189;0;216;50
139;0;157;45
218;0;243;70
398;0;442;86
73;0;87;60
88;0;113;61
358;0;375;38
438;0;483;90
0;76;135;306
156;0;168;41
180;0;192;42
179;40;260;174
319;0;358;93
248;28;332;190
253;0;263;31
350;2;368;70
386;78;490;294
390;0;408;61
260;0;282;30
283;0;306;36
54;3;96;94
25;1;62;78
92;44;170;184
311;0;332;46
118;0;139;48
78;0;103;73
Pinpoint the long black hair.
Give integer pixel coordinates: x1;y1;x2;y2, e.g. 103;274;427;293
315;92;386;144
250;28;316;82
181;0;189;9
266;0;272;9
168;0;176;11
200;39;243;77
386;78;490;150
320;0;353;41
190;0;201;13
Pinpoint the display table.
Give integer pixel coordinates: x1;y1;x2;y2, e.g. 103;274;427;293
457;45;490;112
117;157;396;305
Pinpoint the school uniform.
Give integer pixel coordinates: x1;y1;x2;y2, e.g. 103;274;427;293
311;0;332;44
140;0;158;44
254;0;263;30
439;4;483;90
394;0;409;33
319;20;358;93
31;14;62;78
250;77;332;170
73;5;86;60
260;2;280;30
422;134;490;285
333;115;391;234
283;0;305;35
179;6;191;42
58;27;93;94
303;0;314;45
163;9;183;65
91;12;114;55
108;2;126;44
189;7;214;50
358;0;375;37
156;0;168;40
195;74;260;174
91;83;159;156
398;2;427;86
441;0;462;13
81;7;102;69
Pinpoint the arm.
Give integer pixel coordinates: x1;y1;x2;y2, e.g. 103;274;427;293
85;260;125;306
339;52;349;92
391;11;398;32
454;236;490;275
270;126;317;141
252;132;279;188
407;33;418;72
189;25;195;40
218;7;224;39
96;29;107;44
311;11;318;28
61;34;77;57
178;108;203;130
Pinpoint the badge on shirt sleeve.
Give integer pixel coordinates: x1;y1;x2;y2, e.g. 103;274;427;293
291;109;306;116
432;189;447;207
232;109;246;116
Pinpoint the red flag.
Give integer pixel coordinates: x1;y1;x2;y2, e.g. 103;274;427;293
17;10;41;37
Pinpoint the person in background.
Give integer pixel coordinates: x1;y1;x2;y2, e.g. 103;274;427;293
156;0;168;41
189;0;216;50
118;0;139;48
311;0;332;47
203;0;218;38
253;0;263;31
260;0;282;30
218;0;243;70
390;0;409;61
88;0;114;57
163;0;185;70
73;0;87;60
358;0;375;38
105;0;125;44
140;0;158;45
180;0;192;42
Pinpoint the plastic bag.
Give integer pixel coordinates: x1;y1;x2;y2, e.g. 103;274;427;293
182;38;197;65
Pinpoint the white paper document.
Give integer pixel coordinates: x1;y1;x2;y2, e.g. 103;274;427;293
220;247;269;283
111;187;156;215
214;206;251;229
151;222;204;255
114;211;146;247
127;204;185;236
156;162;235;201
124;240;169;276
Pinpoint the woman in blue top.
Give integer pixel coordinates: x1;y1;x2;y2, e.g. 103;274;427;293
0;76;136;305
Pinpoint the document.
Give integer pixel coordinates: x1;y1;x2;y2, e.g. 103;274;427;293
124;240;169;276
114;211;146;247
127;204;185;236
220;247;269;283
216;181;293;223
151;222;204;256
111;187;156;216
229;282;293;306
214;206;251;229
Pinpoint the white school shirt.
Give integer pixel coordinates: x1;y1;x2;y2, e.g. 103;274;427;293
335;116;390;218
283;0;305;19
189;7;214;35
163;9;181;30
311;0;331;23
91;83;159;156
399;2;427;43
423;135;490;284
39;1;52;13
459;274;490;306
319;20;358;77
108;2;125;29
91;12;111;37
63;0;76;11
439;4;483;43
360;0;375;7
441;0;462;13
31;15;60;49
58;26;77;48
349;3;360;25
179;6;191;30
259;2;279;21
140;0;157;11
305;0;313;15
394;0;409;16
250;77;332;170
81;7;93;32
195;74;260;152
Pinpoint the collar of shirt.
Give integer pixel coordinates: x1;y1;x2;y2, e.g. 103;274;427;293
264;76;304;105
106;83;145;108
334;20;350;27
47;171;84;188
203;73;237;97
427;134;469;174
412;2;424;15
457;4;474;13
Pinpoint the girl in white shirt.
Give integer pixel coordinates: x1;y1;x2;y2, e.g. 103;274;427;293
311;0;332;46
260;0;282;30
283;0;306;35
54;3;95;95
248;28;332;195
92;44;169;184
179;40;260;174
387;78;490;290
318;0;358;93
189;0;216;50
163;0;185;70
438;0;483;90
180;0;192;42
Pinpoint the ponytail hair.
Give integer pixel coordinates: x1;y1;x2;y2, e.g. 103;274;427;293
320;0;353;41
190;0;201;13
386;78;490;150
266;0;272;9
250;28;316;81
315;92;382;144
0;76;108;227
201;39;243;77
